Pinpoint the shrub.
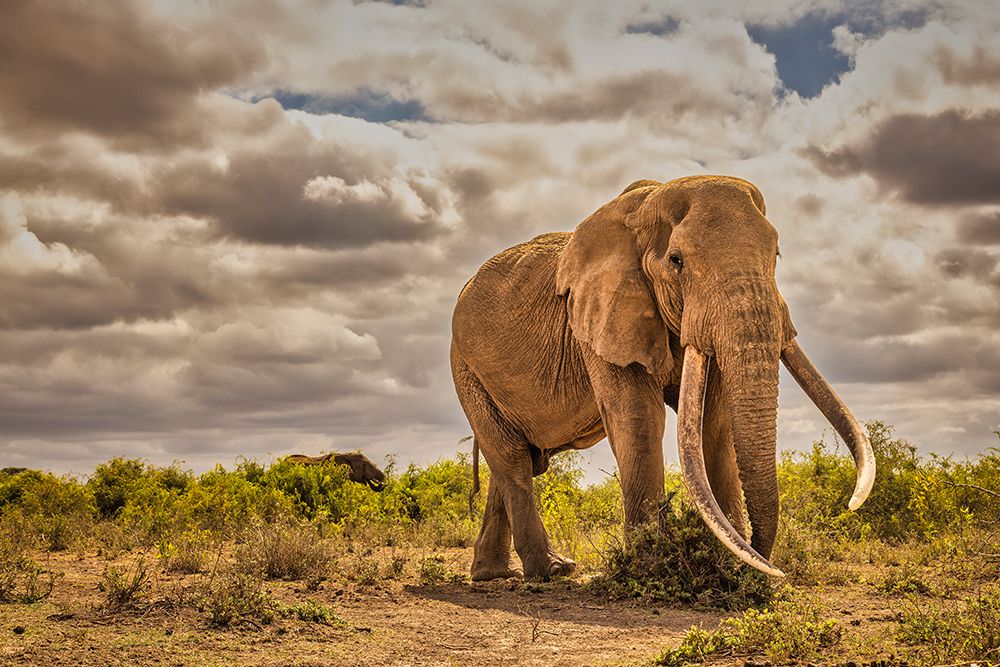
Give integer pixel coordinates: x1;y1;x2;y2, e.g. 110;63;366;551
875;562;932;597
384;555;406;580
0;470;95;551
348;555;382;587
159;529;213;574
198;568;276;628
236;522;330;583
100;558;151;610
897;586;1000;665
657;589;840;666
398;455;481;546
0;531;59;604
777;422;1000;545
180;466;293;535
589;493;772;610
88;458;148;519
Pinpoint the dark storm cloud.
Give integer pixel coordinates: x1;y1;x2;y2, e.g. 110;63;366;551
0;209;251;330
935;247;998;279
149;124;448;248
0;146;124;203
805;109;1000;205
934;44;1000;86
955;211;1000;245
0;0;266;149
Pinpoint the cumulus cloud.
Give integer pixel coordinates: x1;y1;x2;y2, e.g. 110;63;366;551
0;0;267;150
805;109;1000;205
1;0;999;477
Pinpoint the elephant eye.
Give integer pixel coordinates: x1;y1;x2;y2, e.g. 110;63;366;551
668;251;683;271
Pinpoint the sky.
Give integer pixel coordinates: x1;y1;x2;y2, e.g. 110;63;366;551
1;0;998;481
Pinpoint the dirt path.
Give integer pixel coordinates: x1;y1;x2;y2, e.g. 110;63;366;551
0;550;723;667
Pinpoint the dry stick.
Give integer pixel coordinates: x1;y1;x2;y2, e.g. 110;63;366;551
516;604;558;643
942;479;1000;500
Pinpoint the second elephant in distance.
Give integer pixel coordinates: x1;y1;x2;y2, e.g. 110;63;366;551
451;175;875;581
285;452;386;490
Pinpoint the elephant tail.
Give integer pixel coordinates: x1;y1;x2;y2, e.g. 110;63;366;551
468;437;480;517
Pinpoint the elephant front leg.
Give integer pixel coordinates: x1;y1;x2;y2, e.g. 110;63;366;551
585;353;666;528
471;478;523;581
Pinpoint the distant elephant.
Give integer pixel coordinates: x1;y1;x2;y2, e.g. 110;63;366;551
451;175;875;581
284;452;386;490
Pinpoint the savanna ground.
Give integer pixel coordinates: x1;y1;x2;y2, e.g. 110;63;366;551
1;422;998;666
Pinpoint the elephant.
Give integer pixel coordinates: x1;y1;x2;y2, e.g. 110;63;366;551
284;452;386;490
450;175;875;581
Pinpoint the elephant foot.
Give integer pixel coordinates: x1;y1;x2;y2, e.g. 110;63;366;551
523;551;576;581
471;564;524;582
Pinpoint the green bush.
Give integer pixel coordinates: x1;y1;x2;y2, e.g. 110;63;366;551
0;470;95;550
657;589;840;666
589;492;772;610
89;458;150;519
397;454;481;546
897;586;1000;665
778;422;1000;543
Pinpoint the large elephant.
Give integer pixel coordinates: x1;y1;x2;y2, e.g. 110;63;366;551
451;175;875;581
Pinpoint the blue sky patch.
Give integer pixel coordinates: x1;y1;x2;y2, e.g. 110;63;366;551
626;16;679;37
267;88;430;123
747;13;851;98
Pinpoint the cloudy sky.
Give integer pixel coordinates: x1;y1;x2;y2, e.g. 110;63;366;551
1;0;998;479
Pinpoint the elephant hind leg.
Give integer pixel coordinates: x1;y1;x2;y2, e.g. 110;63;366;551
452;353;574;581
472;479;521;581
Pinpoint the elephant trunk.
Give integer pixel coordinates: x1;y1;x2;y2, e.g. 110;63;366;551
715;331;781;560
677;346;784;577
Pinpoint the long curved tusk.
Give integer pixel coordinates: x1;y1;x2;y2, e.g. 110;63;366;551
678;346;785;578
781;339;876;511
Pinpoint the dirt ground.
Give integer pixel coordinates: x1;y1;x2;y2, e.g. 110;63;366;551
0;548;910;667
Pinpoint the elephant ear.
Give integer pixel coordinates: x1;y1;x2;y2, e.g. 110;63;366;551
556;185;672;380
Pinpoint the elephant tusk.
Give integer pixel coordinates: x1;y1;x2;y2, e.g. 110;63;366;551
781;339;876;511
678;346;785;578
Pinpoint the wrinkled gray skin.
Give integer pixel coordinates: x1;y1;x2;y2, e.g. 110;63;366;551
285;452;386;491
451;176;800;581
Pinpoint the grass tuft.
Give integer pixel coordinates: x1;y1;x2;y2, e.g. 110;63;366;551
100;558;151;610
236;522;331;583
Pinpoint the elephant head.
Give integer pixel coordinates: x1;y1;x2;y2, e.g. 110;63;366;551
285;452;387;491
557;175;874;575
